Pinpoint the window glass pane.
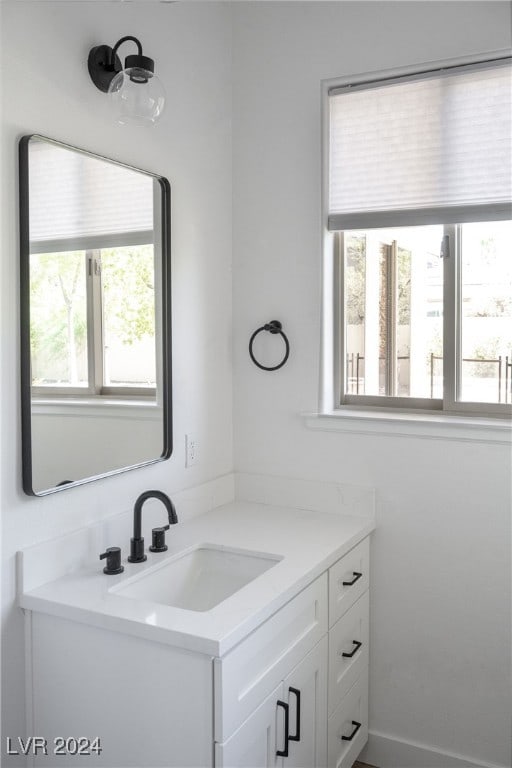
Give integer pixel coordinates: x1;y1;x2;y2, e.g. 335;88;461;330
100;244;156;388
344;226;443;398
30;251;88;387
459;221;512;404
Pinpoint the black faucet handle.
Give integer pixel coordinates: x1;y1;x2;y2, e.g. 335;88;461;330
99;547;124;575
149;524;170;553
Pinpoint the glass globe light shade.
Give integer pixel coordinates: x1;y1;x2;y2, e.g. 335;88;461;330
108;67;165;126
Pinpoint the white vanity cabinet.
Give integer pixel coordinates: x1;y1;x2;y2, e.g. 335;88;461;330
28;612;215;768
25;536;370;768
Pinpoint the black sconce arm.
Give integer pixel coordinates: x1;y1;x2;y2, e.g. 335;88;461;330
110;36;143;69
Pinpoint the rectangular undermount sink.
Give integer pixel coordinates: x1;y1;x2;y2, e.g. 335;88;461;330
112;544;283;612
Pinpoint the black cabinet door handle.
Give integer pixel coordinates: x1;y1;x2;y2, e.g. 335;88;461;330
342;571;362;587
341;640;362;658
288;687;301;742
341;720;362;741
276;700;289;757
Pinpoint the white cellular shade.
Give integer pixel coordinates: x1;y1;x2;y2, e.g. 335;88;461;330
328;61;512;229
28;139;155;247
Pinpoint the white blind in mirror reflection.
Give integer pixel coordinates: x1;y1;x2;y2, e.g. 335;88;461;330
28;139;154;244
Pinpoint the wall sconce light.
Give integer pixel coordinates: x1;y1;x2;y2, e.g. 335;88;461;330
88;36;165;126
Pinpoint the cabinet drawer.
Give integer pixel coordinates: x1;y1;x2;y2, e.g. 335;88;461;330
328;590;369;715
327;671;368;768
329;538;369;627
214;574;328;741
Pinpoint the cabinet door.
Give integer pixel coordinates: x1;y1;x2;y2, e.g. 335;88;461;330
214;575;328;741
283;636;328;768
215;683;285;768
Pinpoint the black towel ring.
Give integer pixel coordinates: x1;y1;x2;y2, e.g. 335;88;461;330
249;320;290;371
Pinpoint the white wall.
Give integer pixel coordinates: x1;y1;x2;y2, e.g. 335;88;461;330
2;3;511;767
232;3;511;767
31;408;163;491
0;1;233;757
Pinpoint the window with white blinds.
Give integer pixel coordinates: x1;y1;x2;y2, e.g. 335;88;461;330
328;59;512;231
326;57;512;418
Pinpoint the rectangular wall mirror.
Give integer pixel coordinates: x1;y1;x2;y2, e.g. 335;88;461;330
19;135;172;496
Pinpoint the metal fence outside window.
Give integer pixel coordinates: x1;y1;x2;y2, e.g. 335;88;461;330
346;353;512;403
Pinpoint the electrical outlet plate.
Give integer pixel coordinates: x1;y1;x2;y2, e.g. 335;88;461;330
185;433;199;468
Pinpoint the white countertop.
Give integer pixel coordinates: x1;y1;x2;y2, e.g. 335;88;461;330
19;501;374;657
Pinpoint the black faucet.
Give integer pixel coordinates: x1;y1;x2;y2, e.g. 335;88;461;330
128;490;178;563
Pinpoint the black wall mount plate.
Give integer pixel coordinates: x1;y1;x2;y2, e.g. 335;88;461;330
88;45;122;93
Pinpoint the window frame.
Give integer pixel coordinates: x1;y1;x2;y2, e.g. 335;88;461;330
321;52;512;421
30;232;157;400
335;224;512;417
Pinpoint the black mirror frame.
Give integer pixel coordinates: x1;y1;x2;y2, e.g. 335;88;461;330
19;134;173;496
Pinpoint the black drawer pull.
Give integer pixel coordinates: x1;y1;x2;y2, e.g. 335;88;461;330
341;720;361;741
341;640;362;659
276;700;289;757
288;687;301;742
342;571;362;587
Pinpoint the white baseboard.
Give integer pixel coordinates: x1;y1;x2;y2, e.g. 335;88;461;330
360;731;508;768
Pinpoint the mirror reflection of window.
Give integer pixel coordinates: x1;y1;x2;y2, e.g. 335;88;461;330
29;245;157;394
20;135;172;495
101;245;156;390
30;250;89;387
28;139;157;399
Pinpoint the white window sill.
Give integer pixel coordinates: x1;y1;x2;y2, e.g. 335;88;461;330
302;409;512;444
31;398;162;421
